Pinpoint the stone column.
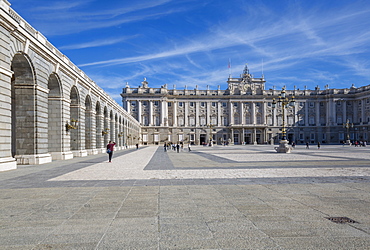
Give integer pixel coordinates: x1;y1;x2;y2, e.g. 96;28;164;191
305;102;309;126
149;101;153;126
173;101;177;127
217;102;222;126
342;100;347;122
195;102;200;126
137;100;142;124
184;101;188;126
126;101;131;114
240;102;245;125
207;102;211;124
251;102;256;125
361;98;365;124
0;52;16;171
316;101;320;126
229;101;233;125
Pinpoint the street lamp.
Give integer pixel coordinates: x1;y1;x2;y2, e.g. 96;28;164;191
343;119;353;145
272;87;295;153
207;123;214;146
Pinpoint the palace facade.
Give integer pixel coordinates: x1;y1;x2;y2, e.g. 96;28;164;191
121;65;370;146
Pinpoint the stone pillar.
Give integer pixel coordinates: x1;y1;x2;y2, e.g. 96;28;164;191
207;102;211;125
149;101;153;126
173;101;177;127
126;101;131;114
217;102;222;126
184;101;188;126
316;101;320;126
342;100;347;122
195;102;200;126
229;101;233;125
137;100;142;124
0;53;16;170
251;102;256;125
241;102;245;125
305;102;309;126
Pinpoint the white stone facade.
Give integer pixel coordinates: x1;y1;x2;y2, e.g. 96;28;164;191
0;0;140;171
122;66;370;147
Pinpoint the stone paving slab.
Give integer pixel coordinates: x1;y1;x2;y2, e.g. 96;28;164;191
0;145;369;249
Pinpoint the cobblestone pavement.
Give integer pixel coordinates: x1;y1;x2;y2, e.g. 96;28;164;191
1;145;370;249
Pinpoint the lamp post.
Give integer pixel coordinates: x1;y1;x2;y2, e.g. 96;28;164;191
272;87;295;153
343;119;353;145
208;123;214;146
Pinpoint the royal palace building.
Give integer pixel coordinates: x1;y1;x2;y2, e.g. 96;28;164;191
121;65;370;146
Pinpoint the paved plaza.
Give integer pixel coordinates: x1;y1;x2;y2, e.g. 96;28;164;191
1;145;370;249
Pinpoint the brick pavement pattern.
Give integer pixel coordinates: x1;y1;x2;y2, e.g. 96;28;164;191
1;145;370;249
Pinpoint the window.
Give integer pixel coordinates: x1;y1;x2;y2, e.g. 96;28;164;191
233;102;238;107
337;116;342;124
154;101;159;106
309;102;314;107
234;116;239;124
201;102;205;107
200;117;206;125
189;117;195;126
168;102;172;107
255;102;261;107
309;116;315;125
223;117;228;126
256;115;262;124
179;102;183;107
287;116;293;125
211;117;217;125
222;102;227;107
131;101;136;106
212;102;216;107
310;133;315;140
190;102;194;107
178;117;184;125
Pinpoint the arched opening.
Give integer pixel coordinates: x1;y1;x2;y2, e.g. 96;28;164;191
95;102;102;148
110;110;114;141
103;107;109;146
70;86;80;151
11;52;36;159
48;73;63;156
85;96;92;150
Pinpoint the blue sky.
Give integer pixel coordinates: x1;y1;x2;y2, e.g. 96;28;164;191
10;0;370;104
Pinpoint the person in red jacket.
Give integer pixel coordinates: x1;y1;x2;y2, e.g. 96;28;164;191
106;141;116;162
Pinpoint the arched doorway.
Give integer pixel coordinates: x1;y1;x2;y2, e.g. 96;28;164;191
11;53;36;160
48;73;63;159
69;86;80;151
95;102;102;149
85;96;92;150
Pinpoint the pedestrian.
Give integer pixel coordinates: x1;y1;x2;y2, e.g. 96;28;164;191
106;141;116;162
164;143;167;152
176;143;180;153
188;143;191;152
136;143;139;149
292;141;296;148
317;141;320;149
306;142;309;149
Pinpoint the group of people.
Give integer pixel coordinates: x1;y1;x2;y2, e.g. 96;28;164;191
163;142;192;153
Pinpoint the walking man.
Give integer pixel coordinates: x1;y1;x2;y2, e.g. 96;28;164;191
107;141;116;162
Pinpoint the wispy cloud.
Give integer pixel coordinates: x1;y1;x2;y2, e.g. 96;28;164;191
59;35;139;50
